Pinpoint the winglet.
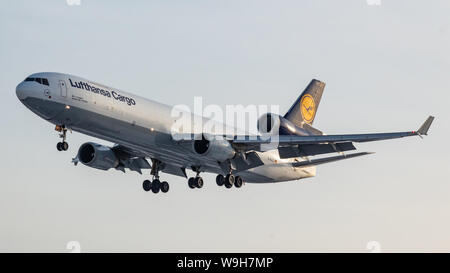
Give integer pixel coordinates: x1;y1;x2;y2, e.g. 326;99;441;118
417;116;435;136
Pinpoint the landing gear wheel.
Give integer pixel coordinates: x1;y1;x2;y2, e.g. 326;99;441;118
234;176;243;188
194;177;204;188
224;174;235;188
61;142;69;151
161;181;169;193
56;142;62;151
143;180;152;192
216;174;224;186
188;177;196;189
151;179;161;193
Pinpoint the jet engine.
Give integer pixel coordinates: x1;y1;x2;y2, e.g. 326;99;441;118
77;142;119;170
193;134;236;162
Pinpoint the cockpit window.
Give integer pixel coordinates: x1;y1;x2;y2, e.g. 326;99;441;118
24;77;49;86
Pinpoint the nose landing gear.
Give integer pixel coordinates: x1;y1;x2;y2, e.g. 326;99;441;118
56;141;68;151
55;125;69;151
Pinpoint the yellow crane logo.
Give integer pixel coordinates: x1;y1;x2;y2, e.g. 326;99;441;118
300;94;315;123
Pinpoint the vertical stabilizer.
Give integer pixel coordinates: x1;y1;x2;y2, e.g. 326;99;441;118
284;79;325;126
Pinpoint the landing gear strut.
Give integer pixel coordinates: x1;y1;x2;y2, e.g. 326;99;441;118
142;159;170;194
55;125;69;151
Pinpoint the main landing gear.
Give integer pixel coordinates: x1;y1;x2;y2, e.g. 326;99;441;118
55;125;69;151
188;175;204;189
143;179;169;194
216;174;244;189
142;159;170;194
186;167;204;190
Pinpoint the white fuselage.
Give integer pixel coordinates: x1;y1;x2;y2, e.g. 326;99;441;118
16;72;316;183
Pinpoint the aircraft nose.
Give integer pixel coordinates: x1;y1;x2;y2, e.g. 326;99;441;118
16;81;29;100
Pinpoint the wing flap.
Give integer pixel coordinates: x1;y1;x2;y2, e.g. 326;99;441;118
230;151;265;172
278;142;356;158
292;152;373;168
160;164;187;178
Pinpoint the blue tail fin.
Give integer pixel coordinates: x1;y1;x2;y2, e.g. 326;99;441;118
284;79;325;126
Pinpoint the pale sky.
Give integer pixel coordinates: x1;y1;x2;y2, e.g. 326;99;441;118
1;0;449;252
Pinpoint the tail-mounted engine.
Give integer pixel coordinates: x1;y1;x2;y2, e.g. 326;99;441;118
257;113;320;136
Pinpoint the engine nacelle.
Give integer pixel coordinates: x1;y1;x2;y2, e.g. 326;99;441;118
193;135;236;162
77;142;119;170
257;113;281;135
257;113;312;136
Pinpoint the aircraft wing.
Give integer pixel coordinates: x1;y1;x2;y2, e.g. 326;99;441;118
232;116;434;152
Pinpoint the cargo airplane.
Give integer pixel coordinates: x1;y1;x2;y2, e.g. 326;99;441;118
16;72;434;194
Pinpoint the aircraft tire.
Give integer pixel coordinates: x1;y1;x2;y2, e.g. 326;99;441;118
194;177;203;188
161;181;169;193
143;180;152;192
224;174;235;188
56;142;62;151
188;177;196;189
216;174;224;186
152;179;161;193
62;142;69;151
234;176;243;188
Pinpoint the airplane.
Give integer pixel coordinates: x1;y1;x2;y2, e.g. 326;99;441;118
16;72;434;194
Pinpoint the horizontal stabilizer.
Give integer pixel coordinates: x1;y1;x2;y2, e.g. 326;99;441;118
292;152;373;168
